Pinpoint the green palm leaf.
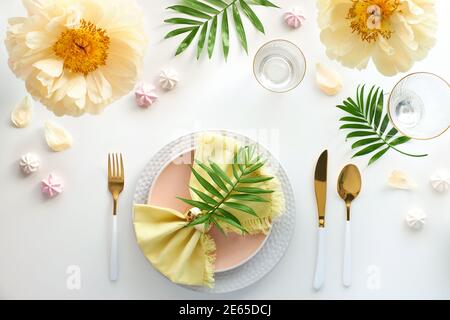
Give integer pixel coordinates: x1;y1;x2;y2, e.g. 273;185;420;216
177;197;214;211
196;23;207;58
234;186;273;194
190;187;218;205
165;0;279;60
179;145;273;232
351;137;380;149
184;0;220;14
221;9;230;59
239;0;265;33
224;201;257;216
204;0;228;8
229;193;268;202
207;15;218;57
252;0;279;7
175;27;199;55
164;17;204;25
337;85;427;165
165;27;196;39
191;167;223;198
168;5;211;19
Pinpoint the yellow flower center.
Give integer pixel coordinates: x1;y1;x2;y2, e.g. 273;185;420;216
53;20;110;75
347;0;400;42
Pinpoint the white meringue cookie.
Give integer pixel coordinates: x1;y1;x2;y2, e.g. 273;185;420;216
283;7;306;29
387;170;417;190
19;153;40;175
405;208;426;230
44;121;73;152
316;63;343;96
11;95;33;128
430;170;450;193
159;69;179;90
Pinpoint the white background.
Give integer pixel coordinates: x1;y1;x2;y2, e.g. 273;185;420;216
0;0;449;299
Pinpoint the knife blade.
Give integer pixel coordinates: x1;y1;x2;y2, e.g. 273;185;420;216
314;150;328;228
313;149;328;290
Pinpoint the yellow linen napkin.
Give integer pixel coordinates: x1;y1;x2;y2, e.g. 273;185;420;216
134;204;215;287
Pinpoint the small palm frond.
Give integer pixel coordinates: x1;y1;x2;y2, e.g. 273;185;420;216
178;145;274;233
164;0;279;60
337;85;427;165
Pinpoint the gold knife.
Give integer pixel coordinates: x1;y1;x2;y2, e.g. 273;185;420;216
313;150;328;290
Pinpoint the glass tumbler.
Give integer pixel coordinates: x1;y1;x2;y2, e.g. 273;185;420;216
253;39;306;93
388;72;449;140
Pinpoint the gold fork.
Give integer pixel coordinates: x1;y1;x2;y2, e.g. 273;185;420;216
108;153;124;281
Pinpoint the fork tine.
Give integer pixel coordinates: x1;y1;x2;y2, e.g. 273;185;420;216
120;154;124;179
112;153;116;178
115;153;120;177
108;154;112;178
113;153;118;177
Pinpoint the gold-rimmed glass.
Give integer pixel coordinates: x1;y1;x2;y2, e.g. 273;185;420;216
387;72;450;140
253;39;306;93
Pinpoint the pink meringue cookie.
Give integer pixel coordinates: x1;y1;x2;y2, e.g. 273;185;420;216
135;82;158;108
284;7;306;29
41;174;63;198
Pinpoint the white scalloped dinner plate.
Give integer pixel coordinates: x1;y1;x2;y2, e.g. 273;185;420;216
133;130;296;293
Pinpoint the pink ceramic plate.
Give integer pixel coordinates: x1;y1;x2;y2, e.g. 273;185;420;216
147;150;268;273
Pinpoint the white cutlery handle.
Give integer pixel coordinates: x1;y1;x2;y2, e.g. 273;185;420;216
110;215;118;281
343;220;351;287
313;227;326;290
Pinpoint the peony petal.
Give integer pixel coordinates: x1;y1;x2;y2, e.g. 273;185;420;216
51;72;70;100
377;36;395;56
86;70;113;104
33;58;64;77
391;14;418;51
65;75;86;100
23;0;46;17
25;31;47;49
44;121;73;152
402;0;425;16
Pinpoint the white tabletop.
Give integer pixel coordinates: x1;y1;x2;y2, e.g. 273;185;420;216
0;0;449;299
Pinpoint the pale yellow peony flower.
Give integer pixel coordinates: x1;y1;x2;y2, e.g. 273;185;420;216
317;0;437;76
5;0;147;116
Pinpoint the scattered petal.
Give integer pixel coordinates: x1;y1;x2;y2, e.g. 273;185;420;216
387;170;417;190
44;121;73;152
316;63;343;96
11;95;33;128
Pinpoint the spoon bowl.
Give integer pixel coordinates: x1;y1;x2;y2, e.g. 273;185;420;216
337;164;362;218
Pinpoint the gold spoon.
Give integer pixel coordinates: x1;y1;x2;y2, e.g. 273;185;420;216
337;164;362;287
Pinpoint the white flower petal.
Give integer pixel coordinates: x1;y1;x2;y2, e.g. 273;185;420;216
25;31;47;49
33;58;64;77
86;70;113;104
11;95;33;128
44;121;73;152
65;75;86;100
